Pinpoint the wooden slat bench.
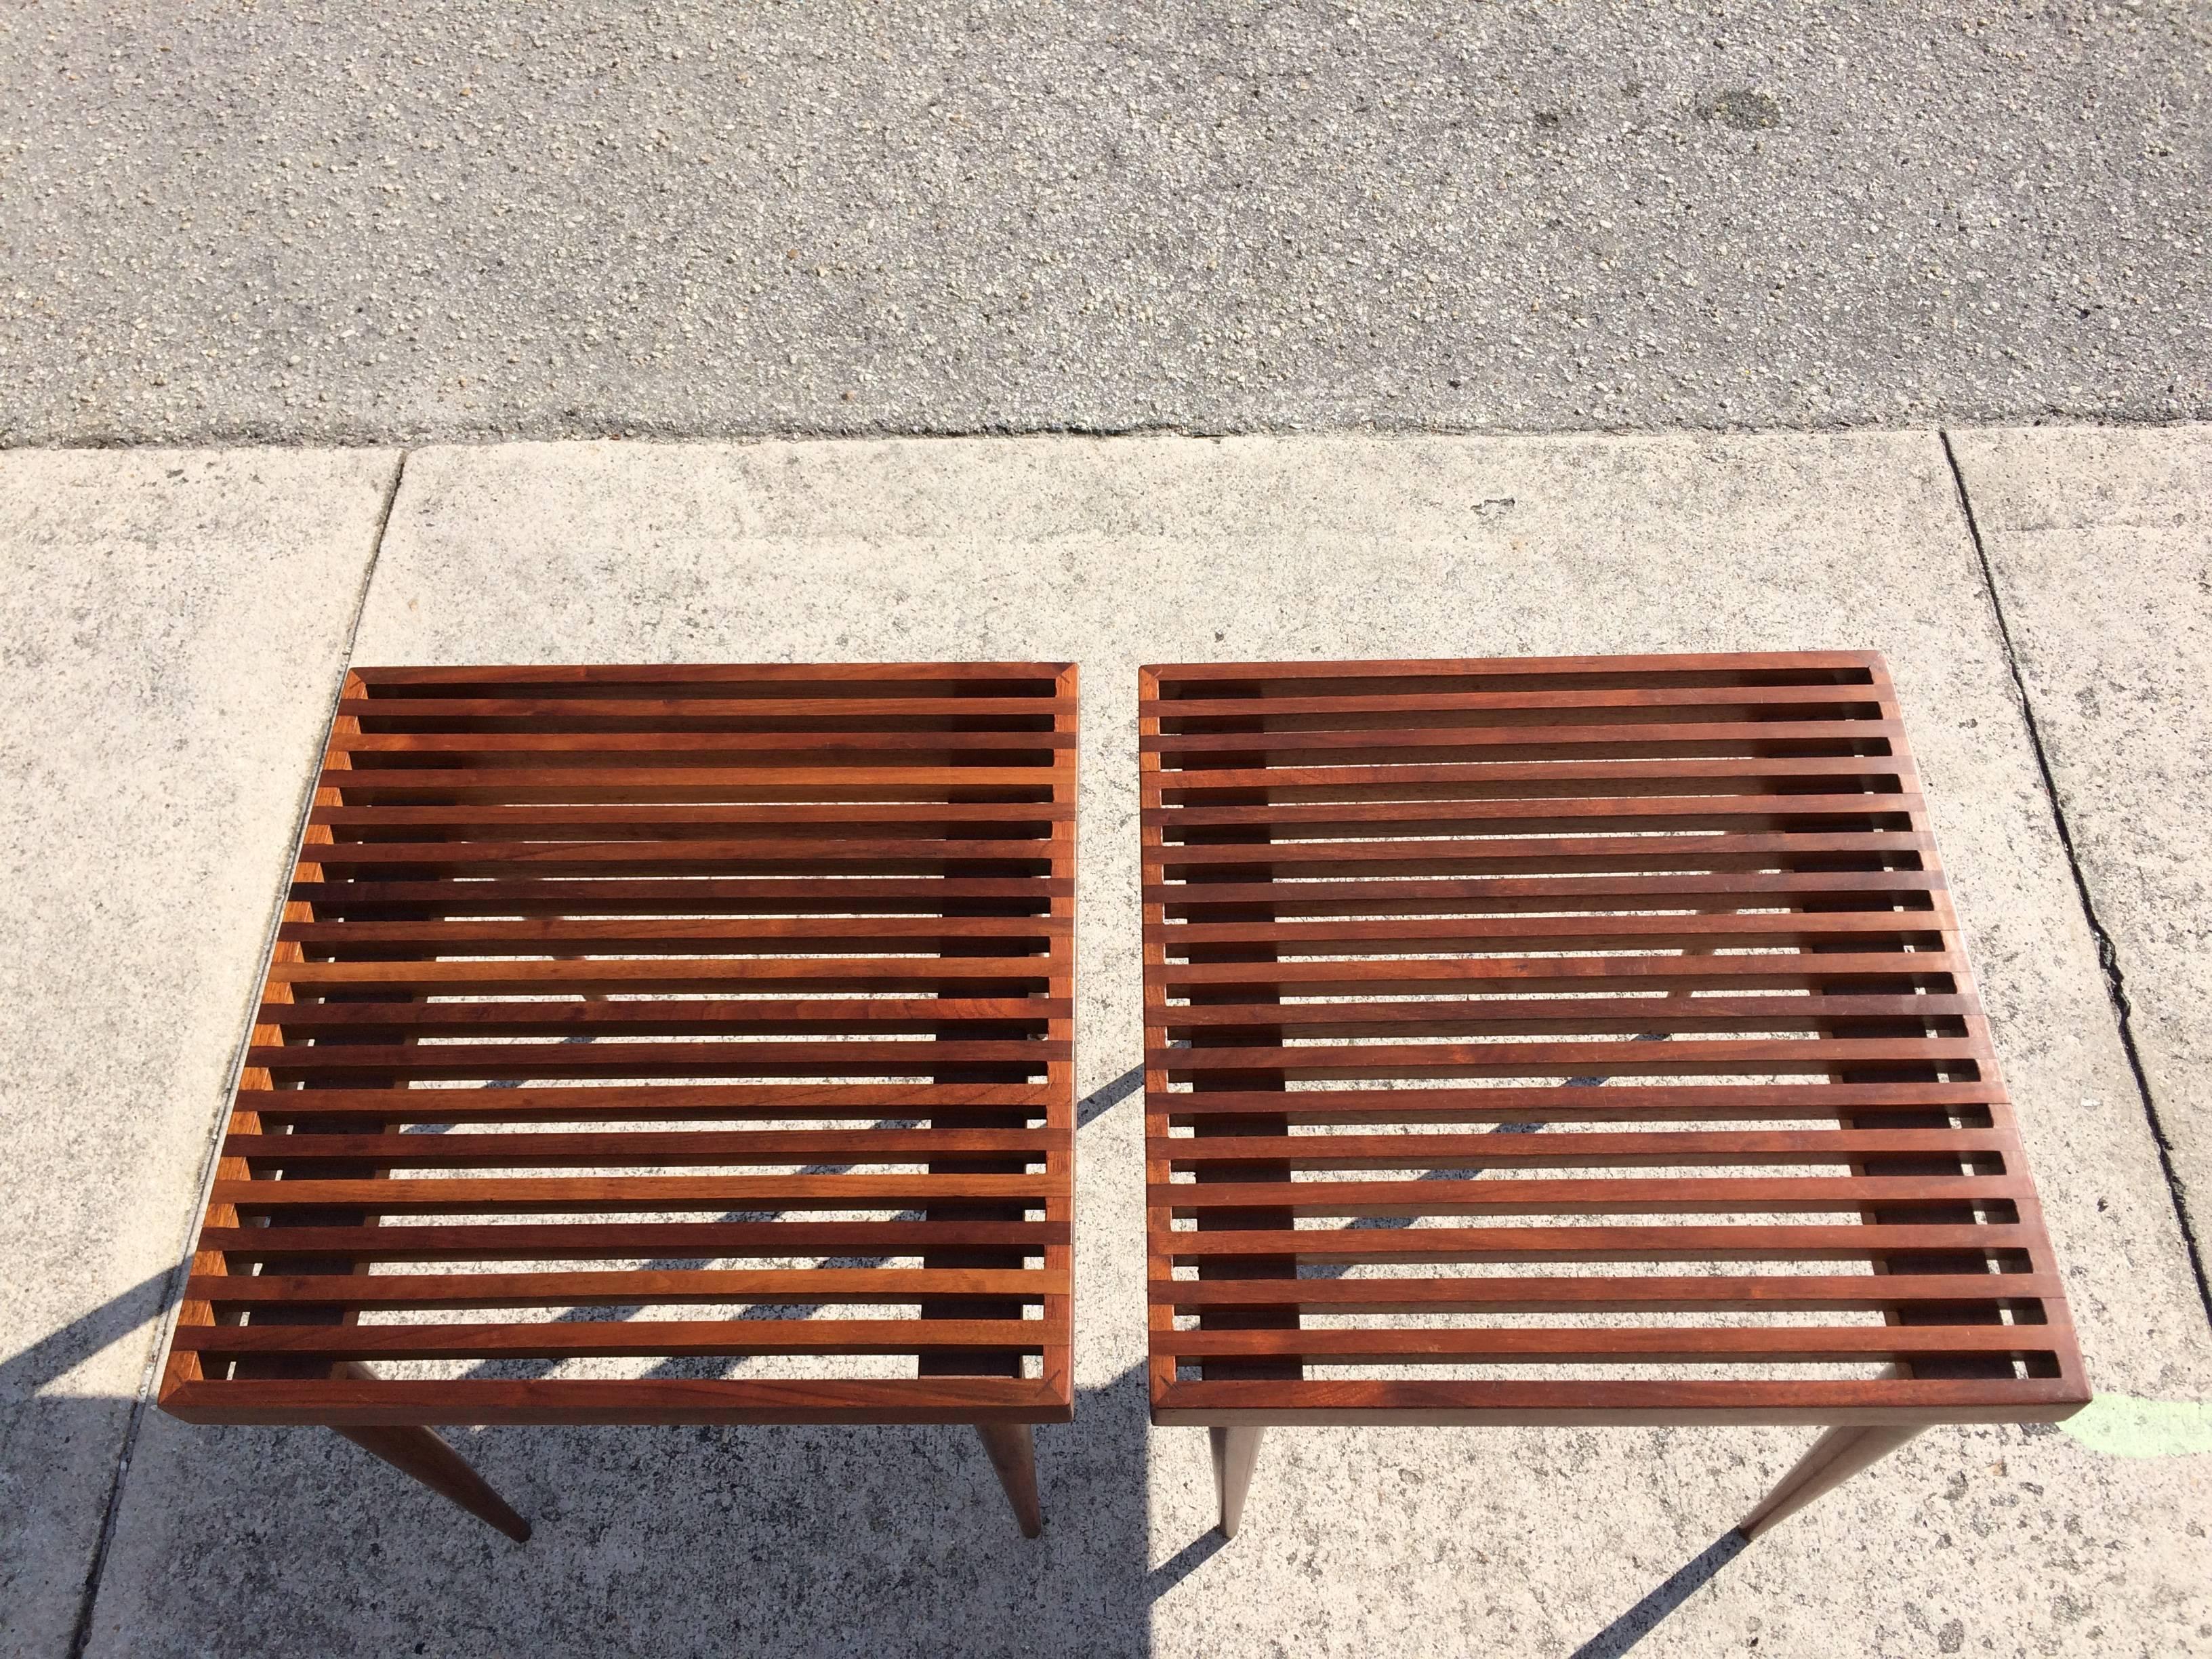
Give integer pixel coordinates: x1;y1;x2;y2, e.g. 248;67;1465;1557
1139;651;2087;1538
159;662;1078;1538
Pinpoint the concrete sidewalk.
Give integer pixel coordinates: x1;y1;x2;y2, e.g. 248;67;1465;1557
3;430;2207;1658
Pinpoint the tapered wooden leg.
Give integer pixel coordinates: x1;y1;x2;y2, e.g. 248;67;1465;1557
973;1422;1044;1538
1209;1425;1265;1538
333;1424;531;1542
1737;1424;1923;1539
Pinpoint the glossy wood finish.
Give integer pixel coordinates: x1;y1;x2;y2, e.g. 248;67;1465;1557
158;663;1076;1533
975;1421;1046;1538
1141;653;2087;1530
333;1422;533;1542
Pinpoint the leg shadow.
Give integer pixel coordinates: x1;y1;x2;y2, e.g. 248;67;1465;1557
85;1353;1166;1658
1078;1065;1145;1128
1568;1530;1748;1659
1145;1527;1227;1599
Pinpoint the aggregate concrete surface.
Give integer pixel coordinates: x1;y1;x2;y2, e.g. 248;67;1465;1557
3;1;2209;447
49;432;2212;1659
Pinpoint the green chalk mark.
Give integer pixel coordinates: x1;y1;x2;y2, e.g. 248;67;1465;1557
2058;1394;2212;1458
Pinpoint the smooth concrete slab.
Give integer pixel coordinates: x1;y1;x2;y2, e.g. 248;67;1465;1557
83;434;2212;1658
1952;424;2212;1279
0;449;396;1658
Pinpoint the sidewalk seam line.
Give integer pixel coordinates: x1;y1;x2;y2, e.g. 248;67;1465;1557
64;447;411;1659
1939;428;2212;1327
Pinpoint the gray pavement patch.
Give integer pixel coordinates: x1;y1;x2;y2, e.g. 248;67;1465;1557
1;3;2208;447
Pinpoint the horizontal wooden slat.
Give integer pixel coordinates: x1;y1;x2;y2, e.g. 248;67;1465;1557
354;662;1069;686
278;916;1066;952
1157;1083;2005;1124
1145;718;1907;762
270;957;1056;996
1147;651;1883;684
1151;872;1945;920
182;1318;1059;1362
1149;1376;2083;1429
1160;1326;2058;1364
1157;1127;2010;1170
1148;793;1922;836
237;1082;1058;1124
253;995;1064;1038
1141;898;1938;937
198;1218;1066;1263
216;1174;1057;1215
1149;1038;1989;1080
249;1038;1067;1078
1153;1175;2026;1217
1139;684;1889;720
312;802;1071;830
1153;994;1976;1038
309;765;1063;802
162;1376;1071;1427
1157;954;1960;996
339;693;1073;722
1149;756;1910;803
294;837;1054;878
335;729;1073;756
1161;1223;2037;1265
189;1267;1061;1309
1153;1273;2056;1314
227;1127;1058;1169
287;876;1067;915
1151;832;1931;881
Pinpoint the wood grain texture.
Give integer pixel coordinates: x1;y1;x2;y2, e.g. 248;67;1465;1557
1140;652;2087;1428
159;663;1077;1429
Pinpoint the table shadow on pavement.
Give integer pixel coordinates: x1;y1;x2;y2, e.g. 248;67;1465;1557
1569;1530;1750;1658
32;1273;1753;1656
41;1048;1746;1656
0;1268;177;1658
73;1359;1155;1658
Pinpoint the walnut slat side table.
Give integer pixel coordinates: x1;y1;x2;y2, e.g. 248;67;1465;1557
160;662;1077;1539
1139;651;2087;1538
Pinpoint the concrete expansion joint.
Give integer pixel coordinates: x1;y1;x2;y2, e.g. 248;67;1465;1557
63;447;413;1659
360;449;411;642
1939;430;2212;1329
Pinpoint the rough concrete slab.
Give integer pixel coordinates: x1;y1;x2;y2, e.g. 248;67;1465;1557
82;434;2212;1658
1950;423;2212;1309
3;4;2210;447
0;449;396;1658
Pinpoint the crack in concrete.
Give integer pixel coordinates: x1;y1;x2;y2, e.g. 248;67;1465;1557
64;448;414;1659
1940;429;2212;1328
